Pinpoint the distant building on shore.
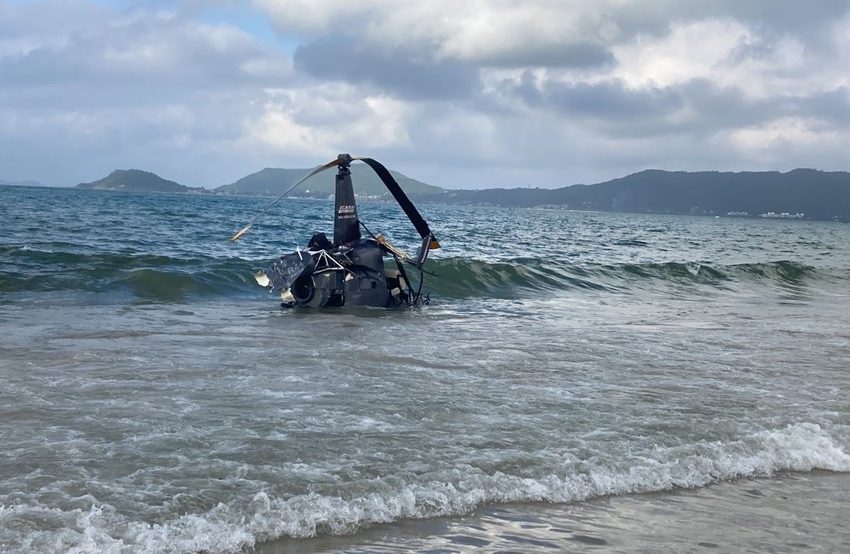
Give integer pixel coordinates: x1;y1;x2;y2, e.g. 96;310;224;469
760;211;805;219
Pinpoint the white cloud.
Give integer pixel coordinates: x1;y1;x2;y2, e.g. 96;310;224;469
252;0;386;34
257;0;621;66
726;117;839;158
3;0;850;188
0;1;300;186
611;19;752;88
242;86;412;156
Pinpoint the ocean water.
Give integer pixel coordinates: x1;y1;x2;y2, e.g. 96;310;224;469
1;185;849;553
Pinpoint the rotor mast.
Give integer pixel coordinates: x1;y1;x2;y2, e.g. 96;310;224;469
333;153;360;245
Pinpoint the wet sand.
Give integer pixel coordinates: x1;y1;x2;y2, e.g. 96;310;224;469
258;471;850;553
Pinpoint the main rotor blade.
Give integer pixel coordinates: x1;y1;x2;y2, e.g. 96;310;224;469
352;156;439;249
230;158;339;242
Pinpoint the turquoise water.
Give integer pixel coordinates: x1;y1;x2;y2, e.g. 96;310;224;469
1;185;849;552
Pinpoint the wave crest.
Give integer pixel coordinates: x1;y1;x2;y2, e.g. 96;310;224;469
3;423;847;553
1;244;839;301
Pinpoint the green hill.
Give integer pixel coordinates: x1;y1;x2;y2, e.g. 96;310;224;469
77;169;193;192
419;168;850;222
216;164;444;198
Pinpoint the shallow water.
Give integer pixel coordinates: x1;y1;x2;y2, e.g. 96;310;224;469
1;186;849;552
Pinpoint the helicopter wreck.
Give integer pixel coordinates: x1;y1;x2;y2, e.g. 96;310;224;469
231;154;440;308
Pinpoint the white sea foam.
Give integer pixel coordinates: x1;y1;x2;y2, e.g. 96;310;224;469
2;422;848;554
19;244;53;253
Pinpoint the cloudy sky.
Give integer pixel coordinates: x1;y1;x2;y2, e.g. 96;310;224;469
2;0;850;188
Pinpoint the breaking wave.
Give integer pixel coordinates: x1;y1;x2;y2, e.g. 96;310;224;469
0;246;259;300
1;244;844;302
423;258;838;298
3;422;848;553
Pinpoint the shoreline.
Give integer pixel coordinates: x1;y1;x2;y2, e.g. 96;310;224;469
258;470;850;553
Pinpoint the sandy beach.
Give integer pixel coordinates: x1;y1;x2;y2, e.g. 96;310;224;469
259;471;850;553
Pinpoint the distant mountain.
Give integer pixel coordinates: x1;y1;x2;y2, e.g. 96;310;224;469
0;179;48;187
217;164;444;198
76;169;198;193
47;165;850;222
419;168;850;222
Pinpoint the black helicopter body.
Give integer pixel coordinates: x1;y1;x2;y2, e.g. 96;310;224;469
238;154;440;308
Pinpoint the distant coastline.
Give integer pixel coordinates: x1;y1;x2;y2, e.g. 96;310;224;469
5;166;848;222
415;168;850;223
0;179;49;188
